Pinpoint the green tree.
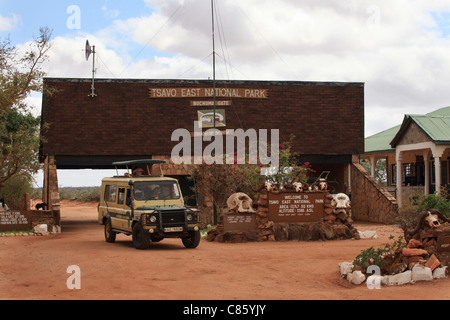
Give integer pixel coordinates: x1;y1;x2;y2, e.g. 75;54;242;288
0;27;51;192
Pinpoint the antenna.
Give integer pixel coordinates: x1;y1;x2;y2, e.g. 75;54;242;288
85;40;97;97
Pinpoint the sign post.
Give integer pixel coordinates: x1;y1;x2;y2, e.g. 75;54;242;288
268;192;325;223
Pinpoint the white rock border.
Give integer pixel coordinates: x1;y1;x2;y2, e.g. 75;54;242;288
338;262;448;286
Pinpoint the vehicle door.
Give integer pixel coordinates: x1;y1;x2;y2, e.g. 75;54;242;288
116;187;133;232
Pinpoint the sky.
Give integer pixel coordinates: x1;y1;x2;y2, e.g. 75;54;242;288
2;0;450;187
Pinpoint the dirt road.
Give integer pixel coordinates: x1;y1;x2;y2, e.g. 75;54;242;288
0;201;448;301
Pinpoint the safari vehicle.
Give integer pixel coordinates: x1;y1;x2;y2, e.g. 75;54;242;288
98;159;200;249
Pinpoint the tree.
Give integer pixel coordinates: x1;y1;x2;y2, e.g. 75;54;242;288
0;27;52;113
0;27;52;191
192;135;312;223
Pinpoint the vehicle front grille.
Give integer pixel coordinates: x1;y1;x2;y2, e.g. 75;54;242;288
161;210;185;225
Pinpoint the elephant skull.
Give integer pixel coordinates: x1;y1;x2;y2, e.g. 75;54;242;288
227;192;255;213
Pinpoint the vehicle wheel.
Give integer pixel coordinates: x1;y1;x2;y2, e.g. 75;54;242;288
182;230;201;248
132;223;150;250
104;219;116;243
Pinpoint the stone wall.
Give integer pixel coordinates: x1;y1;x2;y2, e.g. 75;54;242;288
350;162;398;223
207;190;359;242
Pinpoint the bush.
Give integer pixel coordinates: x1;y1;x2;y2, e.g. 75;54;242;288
0;174;34;210
417;192;450;218
353;235;405;274
59;187;101;202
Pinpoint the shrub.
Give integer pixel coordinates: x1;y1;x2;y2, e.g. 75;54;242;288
353;235;405;274
0;174;33;210
417;192;450;218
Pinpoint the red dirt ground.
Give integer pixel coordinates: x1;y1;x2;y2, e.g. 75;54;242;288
0;200;448;300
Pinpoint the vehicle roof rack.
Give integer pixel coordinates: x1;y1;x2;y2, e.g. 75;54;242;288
112;159;167;177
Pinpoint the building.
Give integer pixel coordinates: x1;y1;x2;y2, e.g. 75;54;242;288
361;106;450;208
39;78;365;218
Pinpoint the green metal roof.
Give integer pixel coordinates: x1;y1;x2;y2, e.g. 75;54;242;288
404;113;450;144
365;106;450;153
364;125;400;154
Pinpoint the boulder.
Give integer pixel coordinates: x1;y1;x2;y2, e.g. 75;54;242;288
432;266;447;279
358;230;377;239
338;262;353;276
33;224;48;236
411;264;433;282
351;270;366;285
382;270;412;286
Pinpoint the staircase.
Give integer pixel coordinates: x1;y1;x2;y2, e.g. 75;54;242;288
350;162;398;224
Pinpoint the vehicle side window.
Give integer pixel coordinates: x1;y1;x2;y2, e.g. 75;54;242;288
104;185;117;202
118;188;126;205
126;189;131;207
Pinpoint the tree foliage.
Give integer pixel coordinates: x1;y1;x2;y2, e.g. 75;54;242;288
192;135;312;218
0;27;52;191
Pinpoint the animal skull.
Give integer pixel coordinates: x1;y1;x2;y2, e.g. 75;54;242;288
425;211;441;229
331;193;351;215
227;192;255;213
265;182;278;192
318;179;328;191
292;182;304;192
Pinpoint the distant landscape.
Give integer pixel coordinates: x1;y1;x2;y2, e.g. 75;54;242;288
33;186;100;203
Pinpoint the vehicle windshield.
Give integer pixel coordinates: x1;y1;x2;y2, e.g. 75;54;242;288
133;181;181;201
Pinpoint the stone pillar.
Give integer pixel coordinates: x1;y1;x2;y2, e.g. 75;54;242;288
43;155;60;211
396;151;403;208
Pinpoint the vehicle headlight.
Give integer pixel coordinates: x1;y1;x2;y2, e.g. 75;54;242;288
186;213;193;222
149;215;157;223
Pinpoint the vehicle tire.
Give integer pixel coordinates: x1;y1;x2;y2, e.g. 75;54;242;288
182;230;201;248
104;219;116;243
132;223;150;250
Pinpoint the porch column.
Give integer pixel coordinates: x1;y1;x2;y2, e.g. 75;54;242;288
423;152;430;195
434;157;442;195
432;146;445;195
369;155;376;177
396;151;404;208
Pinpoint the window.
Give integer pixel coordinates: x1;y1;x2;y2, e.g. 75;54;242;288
104;185;117;202
118;188;126;205
134;181;181;201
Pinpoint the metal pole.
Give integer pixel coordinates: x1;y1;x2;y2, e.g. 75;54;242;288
90;45;97;97
211;0;216;133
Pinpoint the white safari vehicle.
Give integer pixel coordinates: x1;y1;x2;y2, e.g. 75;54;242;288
98;159;200;249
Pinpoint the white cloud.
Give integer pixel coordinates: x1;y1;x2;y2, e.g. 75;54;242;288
29;0;450;137
0;14;20;32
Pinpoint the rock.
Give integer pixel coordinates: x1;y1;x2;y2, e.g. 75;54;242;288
351;270;366;285
432;266;447;279
358;230;377;239
401;247;428;257
34;224;48;236
411;264;433;282
425;254;440;272
366;275;384;289
407;238;422;248
382;270;412;286
338;262;353;276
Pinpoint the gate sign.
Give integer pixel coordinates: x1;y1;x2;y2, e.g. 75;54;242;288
268;192;325;222
0;211;32;232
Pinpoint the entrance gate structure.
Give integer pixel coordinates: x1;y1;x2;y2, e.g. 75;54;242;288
39;78;365;225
